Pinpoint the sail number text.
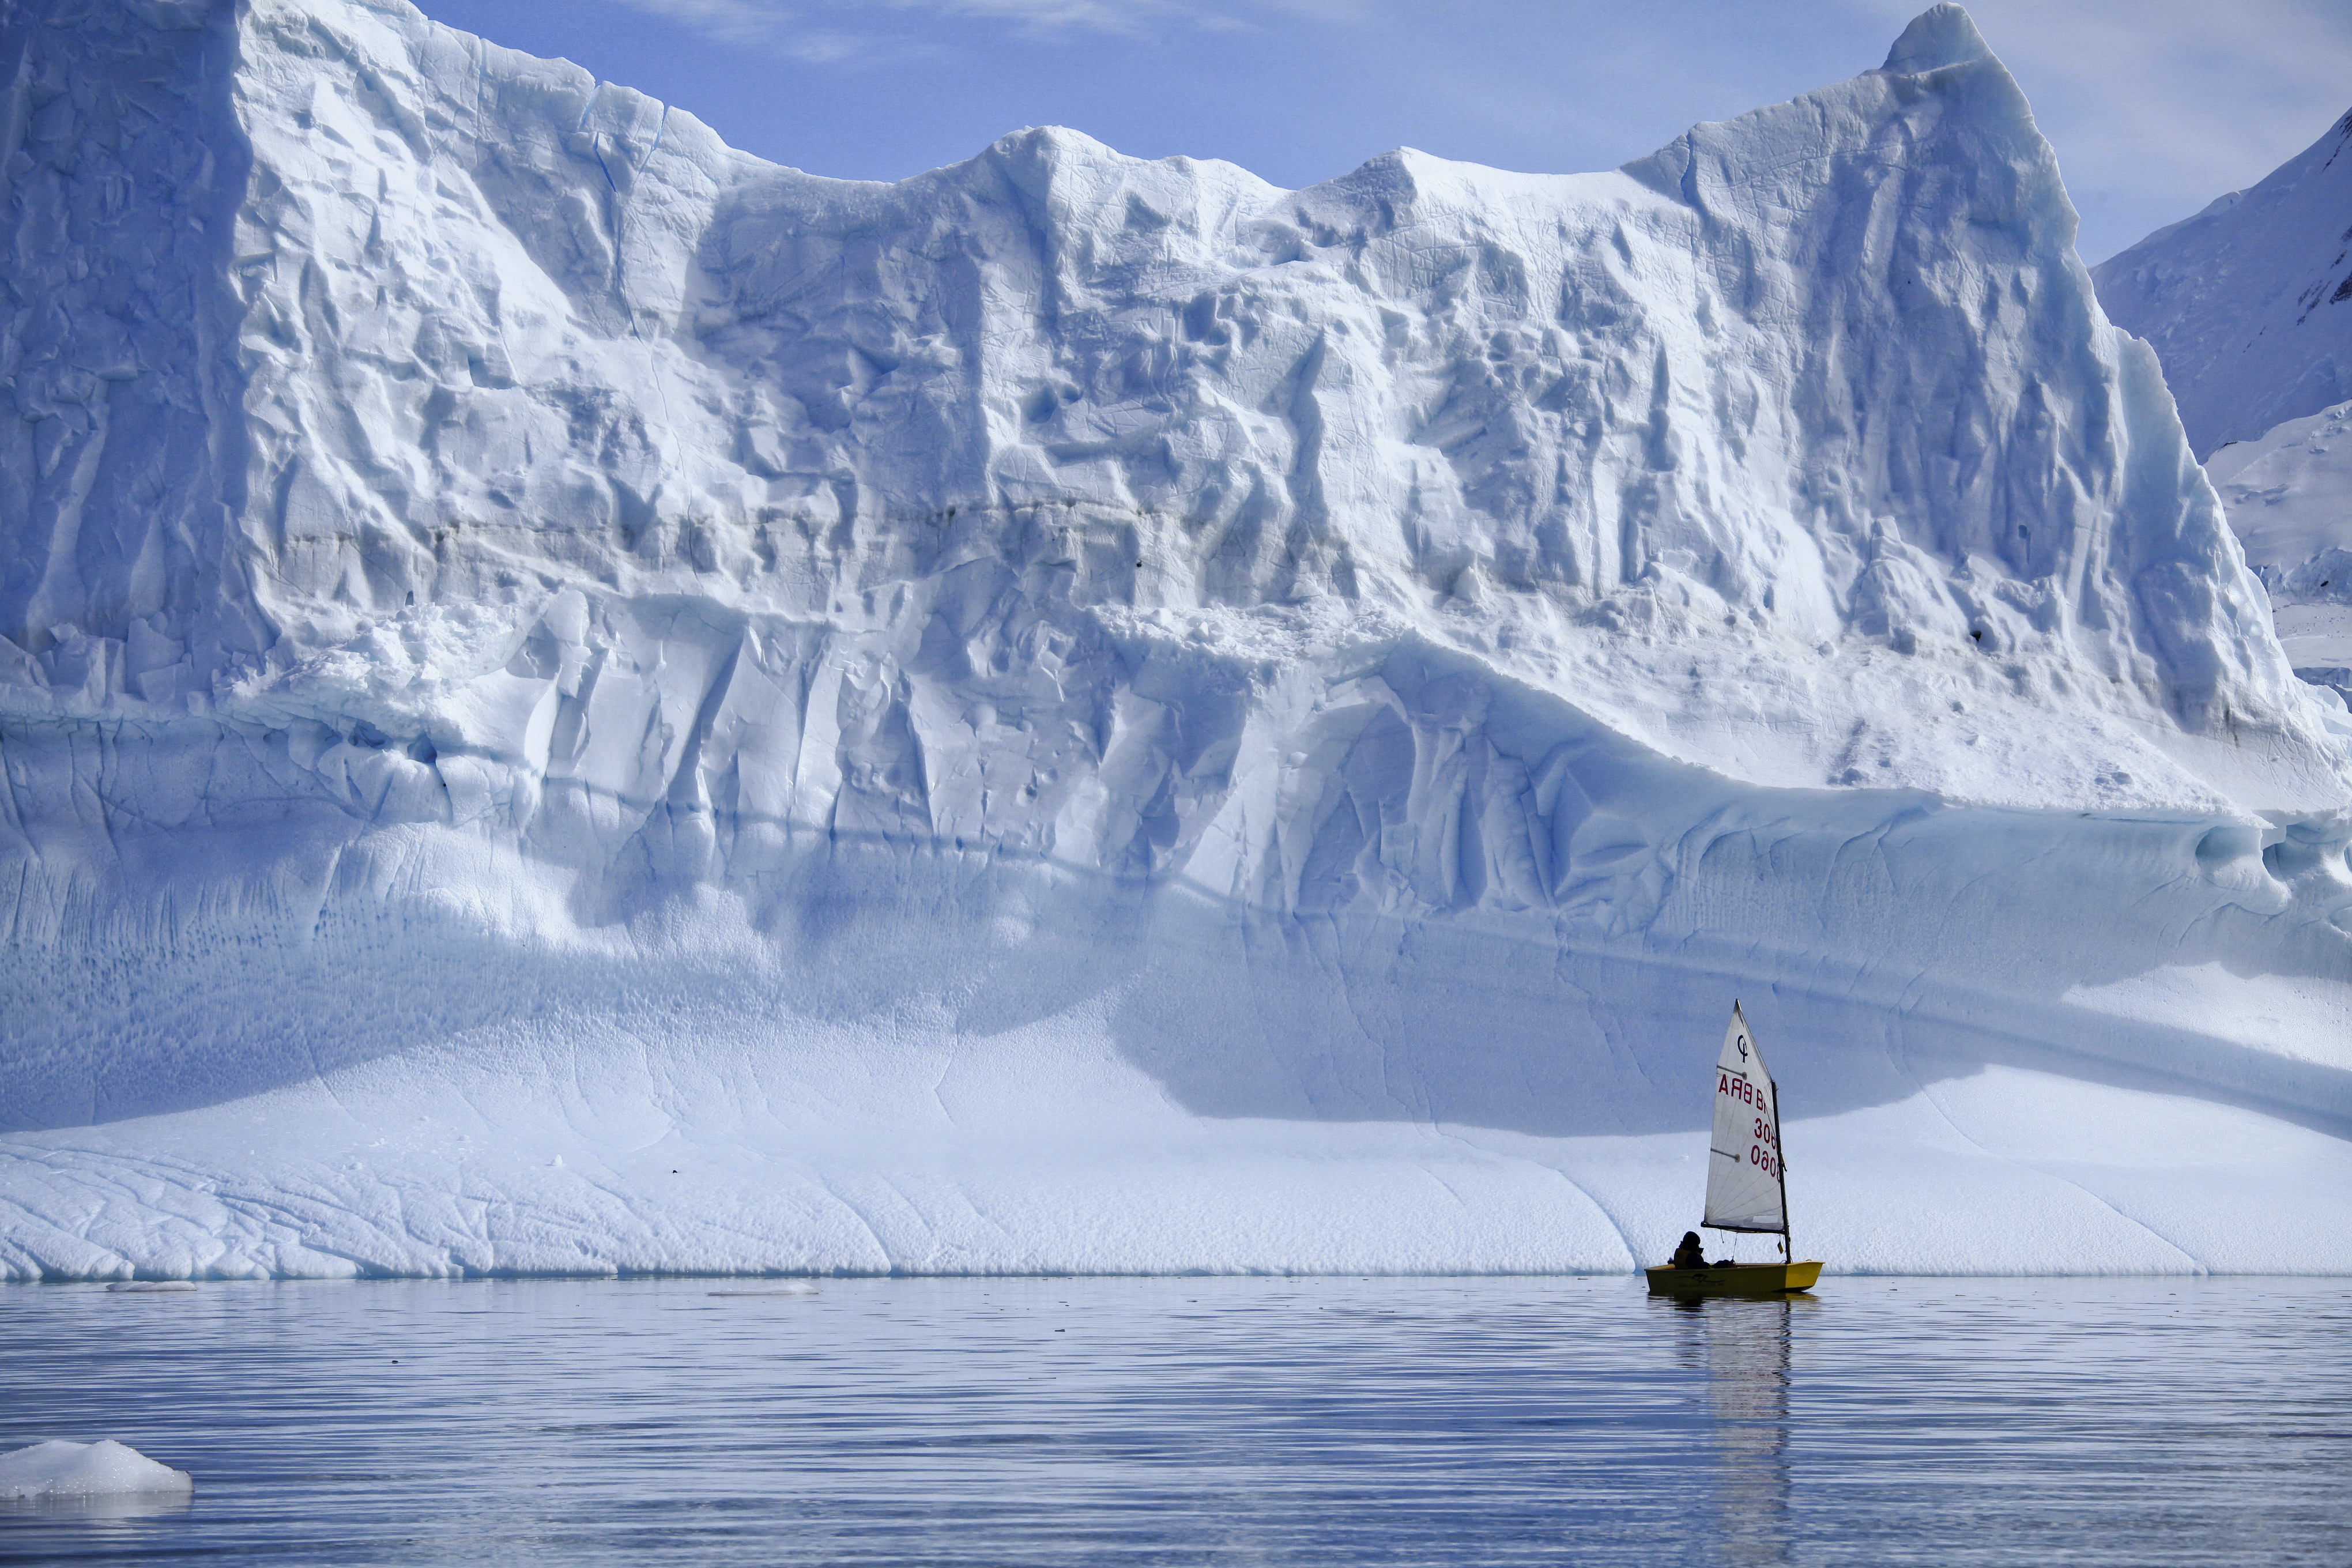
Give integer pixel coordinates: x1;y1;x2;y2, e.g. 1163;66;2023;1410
1718;1072;1781;1180
1717;1072;1766;1108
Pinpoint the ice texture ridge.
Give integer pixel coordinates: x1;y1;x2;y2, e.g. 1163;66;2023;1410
1;0;2348;1280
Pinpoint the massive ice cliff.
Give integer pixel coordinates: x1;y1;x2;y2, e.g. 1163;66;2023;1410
2;0;2348;1279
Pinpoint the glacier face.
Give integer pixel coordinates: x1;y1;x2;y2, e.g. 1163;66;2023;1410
2;1;2349;1280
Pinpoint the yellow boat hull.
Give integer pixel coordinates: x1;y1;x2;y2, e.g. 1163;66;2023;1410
1645;1260;1823;1298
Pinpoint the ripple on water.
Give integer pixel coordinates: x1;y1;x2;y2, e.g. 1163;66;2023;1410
1;1275;2344;1565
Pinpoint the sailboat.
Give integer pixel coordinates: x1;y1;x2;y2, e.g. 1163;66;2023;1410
1646;1002;1825;1298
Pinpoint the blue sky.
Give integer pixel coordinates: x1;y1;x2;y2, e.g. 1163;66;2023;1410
412;0;2352;265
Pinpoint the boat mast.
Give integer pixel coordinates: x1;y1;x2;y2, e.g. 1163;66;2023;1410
1769;1065;1790;1261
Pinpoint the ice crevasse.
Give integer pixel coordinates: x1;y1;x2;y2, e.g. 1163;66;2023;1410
1;0;2347;1280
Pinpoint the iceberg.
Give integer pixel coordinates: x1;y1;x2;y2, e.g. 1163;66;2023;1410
0;1441;193;1501
1;1;2347;1280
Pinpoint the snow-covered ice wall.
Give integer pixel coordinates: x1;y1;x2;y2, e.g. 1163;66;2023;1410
3;1;2349;1280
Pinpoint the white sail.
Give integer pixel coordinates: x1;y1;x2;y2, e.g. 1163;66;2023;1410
1703;1003;1787;1234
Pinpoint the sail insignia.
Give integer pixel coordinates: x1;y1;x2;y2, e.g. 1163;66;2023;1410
1702;1002;1787;1235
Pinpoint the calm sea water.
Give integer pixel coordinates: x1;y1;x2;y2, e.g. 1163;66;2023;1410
1;1275;2343;1566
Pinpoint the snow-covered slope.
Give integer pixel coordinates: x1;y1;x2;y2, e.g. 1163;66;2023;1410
2207;398;2352;696
3;1;2349;1280
2098;113;2352;715
2094;108;2352;461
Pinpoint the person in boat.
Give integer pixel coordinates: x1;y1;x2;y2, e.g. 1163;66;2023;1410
1670;1231;1709;1269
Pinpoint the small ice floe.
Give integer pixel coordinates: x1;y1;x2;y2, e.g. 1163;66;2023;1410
105;1281;199;1294
0;1441;193;1501
708;1283;821;1298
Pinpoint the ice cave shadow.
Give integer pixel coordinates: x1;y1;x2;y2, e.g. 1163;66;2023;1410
767;829;2352;1145
1099;898;2352;1145
7;815;2347;1144
1067;642;2352;1145
1091;888;2352;1147
0;810;1156;1134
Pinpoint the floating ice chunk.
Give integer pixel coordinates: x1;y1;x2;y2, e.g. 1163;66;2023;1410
709;1284;821;1298
105;1281;199;1294
0;1441;193;1500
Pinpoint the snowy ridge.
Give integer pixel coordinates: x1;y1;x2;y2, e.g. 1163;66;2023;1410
2;2;2349;1279
2094;107;2352;460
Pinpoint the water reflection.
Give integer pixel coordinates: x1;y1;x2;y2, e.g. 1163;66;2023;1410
0;1491;194;1525
1;1277;2340;1566
1664;1295;1806;1565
